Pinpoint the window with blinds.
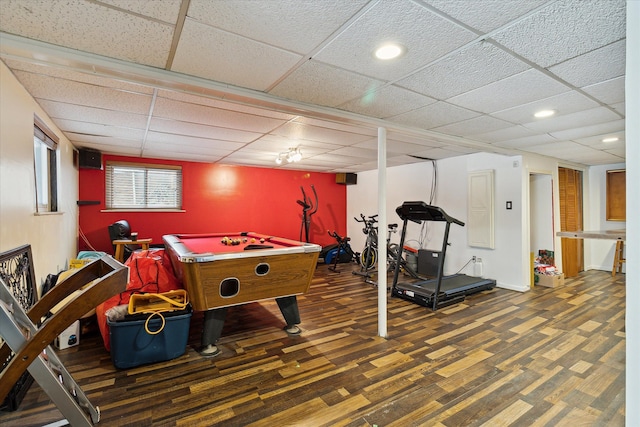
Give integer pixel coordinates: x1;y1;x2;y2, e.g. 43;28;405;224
34;116;59;213
106;162;182;210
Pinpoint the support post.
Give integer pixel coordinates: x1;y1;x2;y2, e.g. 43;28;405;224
377;127;387;338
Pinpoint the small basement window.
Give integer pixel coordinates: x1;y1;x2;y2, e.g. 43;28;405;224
106;162;182;210
33;116;59;213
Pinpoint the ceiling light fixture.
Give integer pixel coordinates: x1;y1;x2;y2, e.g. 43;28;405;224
602;137;619;143
374;43;405;60
534;109;556;118
276;147;302;165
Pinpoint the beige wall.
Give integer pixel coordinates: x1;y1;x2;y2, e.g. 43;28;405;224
0;60;79;289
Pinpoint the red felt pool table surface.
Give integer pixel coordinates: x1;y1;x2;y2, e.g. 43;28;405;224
163;232;321;310
174;232;303;255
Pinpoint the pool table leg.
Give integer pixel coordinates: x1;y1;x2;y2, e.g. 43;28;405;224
202;307;228;349
276;295;301;335
199;296;302;356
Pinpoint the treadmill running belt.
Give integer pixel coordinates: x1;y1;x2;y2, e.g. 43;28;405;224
392;274;496;308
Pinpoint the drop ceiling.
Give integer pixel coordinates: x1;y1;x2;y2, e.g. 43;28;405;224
0;0;626;172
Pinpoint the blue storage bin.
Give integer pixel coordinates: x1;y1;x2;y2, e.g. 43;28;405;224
108;310;191;369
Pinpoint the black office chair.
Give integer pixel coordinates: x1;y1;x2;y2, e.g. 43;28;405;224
107;220;139;262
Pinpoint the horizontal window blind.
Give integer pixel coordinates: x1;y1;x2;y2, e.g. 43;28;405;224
106;162;182;209
34;116;59;150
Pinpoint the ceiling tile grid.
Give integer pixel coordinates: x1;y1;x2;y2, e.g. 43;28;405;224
0;0;628;171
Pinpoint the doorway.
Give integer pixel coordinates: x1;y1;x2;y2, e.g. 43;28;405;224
530;173;555;281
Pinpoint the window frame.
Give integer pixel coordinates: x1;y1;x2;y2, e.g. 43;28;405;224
105;161;183;211
33;116;59;213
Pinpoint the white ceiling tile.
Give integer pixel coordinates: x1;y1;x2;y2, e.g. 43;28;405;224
432;115;514;137
385;132;444;146
172;19;303;91
242;135;309;153
522;107;621;134
144;151;223;163
186;0;369;54
491;91;599;124
157;90;296;120
55;119;146;140
540;144;624;165
38;99;149;129
4;59;155;94
338;85;437;119
152;97;286;133
314;0;476;81
66;133;142;149
0;0;173;67
390;101;480;129
290;117;376;137
149;118;261;143
572;131;625;149
270;60;384;108
397;42;529;100
97;0;183;23
470;125;536;143
447;69;570;113
604;147;626;158
77;142;141;157
521;141;597;157
308;153;366;165
491;0;626;68
271;121;372;146
610;102;625;115
427;0;548;33
549;40;625;88
549;119;625;141
327;146;379;160
493;134;559;149
354;139;440;154
143;140;234;157
582;76;625;105
145;131;245;151
14;71;153;113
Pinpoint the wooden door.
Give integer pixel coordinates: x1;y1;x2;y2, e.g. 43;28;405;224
558;167;584;277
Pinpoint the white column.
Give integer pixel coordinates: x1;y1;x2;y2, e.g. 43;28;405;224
626;1;639;425
377;127;388;338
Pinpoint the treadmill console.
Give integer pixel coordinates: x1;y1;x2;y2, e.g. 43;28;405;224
396;201;464;226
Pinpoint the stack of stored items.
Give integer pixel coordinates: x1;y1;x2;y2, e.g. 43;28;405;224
533;249;564;288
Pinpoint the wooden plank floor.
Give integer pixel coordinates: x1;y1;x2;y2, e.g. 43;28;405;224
0;265;625;426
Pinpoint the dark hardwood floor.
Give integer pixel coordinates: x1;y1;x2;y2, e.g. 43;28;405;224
0;265;625;426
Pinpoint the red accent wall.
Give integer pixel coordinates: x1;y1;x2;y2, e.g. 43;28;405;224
79;155;347;255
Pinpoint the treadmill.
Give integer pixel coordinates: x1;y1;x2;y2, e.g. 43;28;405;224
391;201;496;310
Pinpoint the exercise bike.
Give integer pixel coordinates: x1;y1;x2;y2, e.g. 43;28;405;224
324;230;355;272
353;214;423;285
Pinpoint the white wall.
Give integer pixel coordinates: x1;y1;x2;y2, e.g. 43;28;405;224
584;163;626;271
348;152;527;291
0;60;79;289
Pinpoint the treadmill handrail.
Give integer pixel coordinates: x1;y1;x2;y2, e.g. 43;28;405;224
395;201;464;227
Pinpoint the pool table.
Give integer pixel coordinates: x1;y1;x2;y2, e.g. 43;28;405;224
163;232;321;354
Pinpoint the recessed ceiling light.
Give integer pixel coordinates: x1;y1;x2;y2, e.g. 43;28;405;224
602;137;619;143
534;109;556;118
374;43;405;60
